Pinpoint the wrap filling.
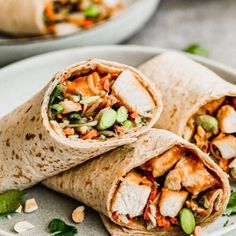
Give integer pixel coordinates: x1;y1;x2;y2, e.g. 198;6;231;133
44;0;122;34
111;146;221;232
184;97;236;177
48;65;157;140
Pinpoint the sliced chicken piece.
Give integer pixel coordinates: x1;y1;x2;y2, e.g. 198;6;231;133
59;100;82;114
111;171;152;218
166;157;218;196
112;70;155;116
213;135;236;159
104;0;119;7
217;105;236;134
164;169;181;191
140;146;183;177
54;23;79;36
159;188;188;217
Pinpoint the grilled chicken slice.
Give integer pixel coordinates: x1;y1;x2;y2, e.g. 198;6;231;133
104;0;119;7
217;105;236;134
165;157;218;196
112;70;155;116
140;146;183;178
111;171;152;218
213;135;236;159
164;169;181;191
54;23;79;36
159;188;188;217
59;100;82;114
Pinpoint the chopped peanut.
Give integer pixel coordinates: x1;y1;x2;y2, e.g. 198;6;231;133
24;198;38;213
72;206;85;223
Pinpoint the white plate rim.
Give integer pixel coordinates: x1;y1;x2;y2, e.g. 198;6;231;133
1;45;236;236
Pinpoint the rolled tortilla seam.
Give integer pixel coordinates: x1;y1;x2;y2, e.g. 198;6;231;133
0;59;161;192
139;51;236;178
43;129;230;235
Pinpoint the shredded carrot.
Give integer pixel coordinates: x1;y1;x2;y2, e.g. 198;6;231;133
63;127;75;136
81;129;98;140
219;158;230;172
112;212;120;220
45;2;65;21
92;72;103;90
169;217;177;224
56;114;63;119
101;74;111;92
130;112;137;119
156;212;171;228
127;216;134;225
200;209;208;216
143;187;158;221
83;19;95;28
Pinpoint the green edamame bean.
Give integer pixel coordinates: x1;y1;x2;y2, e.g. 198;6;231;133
97;109;117;130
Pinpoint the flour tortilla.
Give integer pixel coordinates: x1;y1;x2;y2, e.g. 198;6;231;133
0;0;47;35
139;51;236;137
44;129;230;235
0;59;161;192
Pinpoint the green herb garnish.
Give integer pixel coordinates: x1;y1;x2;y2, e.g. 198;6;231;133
183;44;209;57
0;190;25;215
51;104;64;114
68;112;81;120
223;219;229;227
225;191;236;216
48;219;77;236
50;85;64;105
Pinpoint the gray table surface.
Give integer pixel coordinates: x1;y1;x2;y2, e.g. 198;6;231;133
126;0;236;69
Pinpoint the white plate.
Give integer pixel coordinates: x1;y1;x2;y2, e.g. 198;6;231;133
0;0;160;67
0;45;236;236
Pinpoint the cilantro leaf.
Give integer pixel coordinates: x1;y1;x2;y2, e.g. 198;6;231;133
48;219;77;236
225;191;236;216
0;190;25;215
50;85;64;105
183;44;209;57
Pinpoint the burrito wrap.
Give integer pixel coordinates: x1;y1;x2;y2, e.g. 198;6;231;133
44;129;230;235
0;0;46;35
139;52;236;135
139;52;236;177
0;59;161;192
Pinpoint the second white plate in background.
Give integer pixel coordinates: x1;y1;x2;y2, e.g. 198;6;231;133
0;0;160;66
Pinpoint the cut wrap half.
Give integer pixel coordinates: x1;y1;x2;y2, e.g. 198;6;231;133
0;0;122;36
139;52;236;179
44;129;229;235
0;59;161;192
